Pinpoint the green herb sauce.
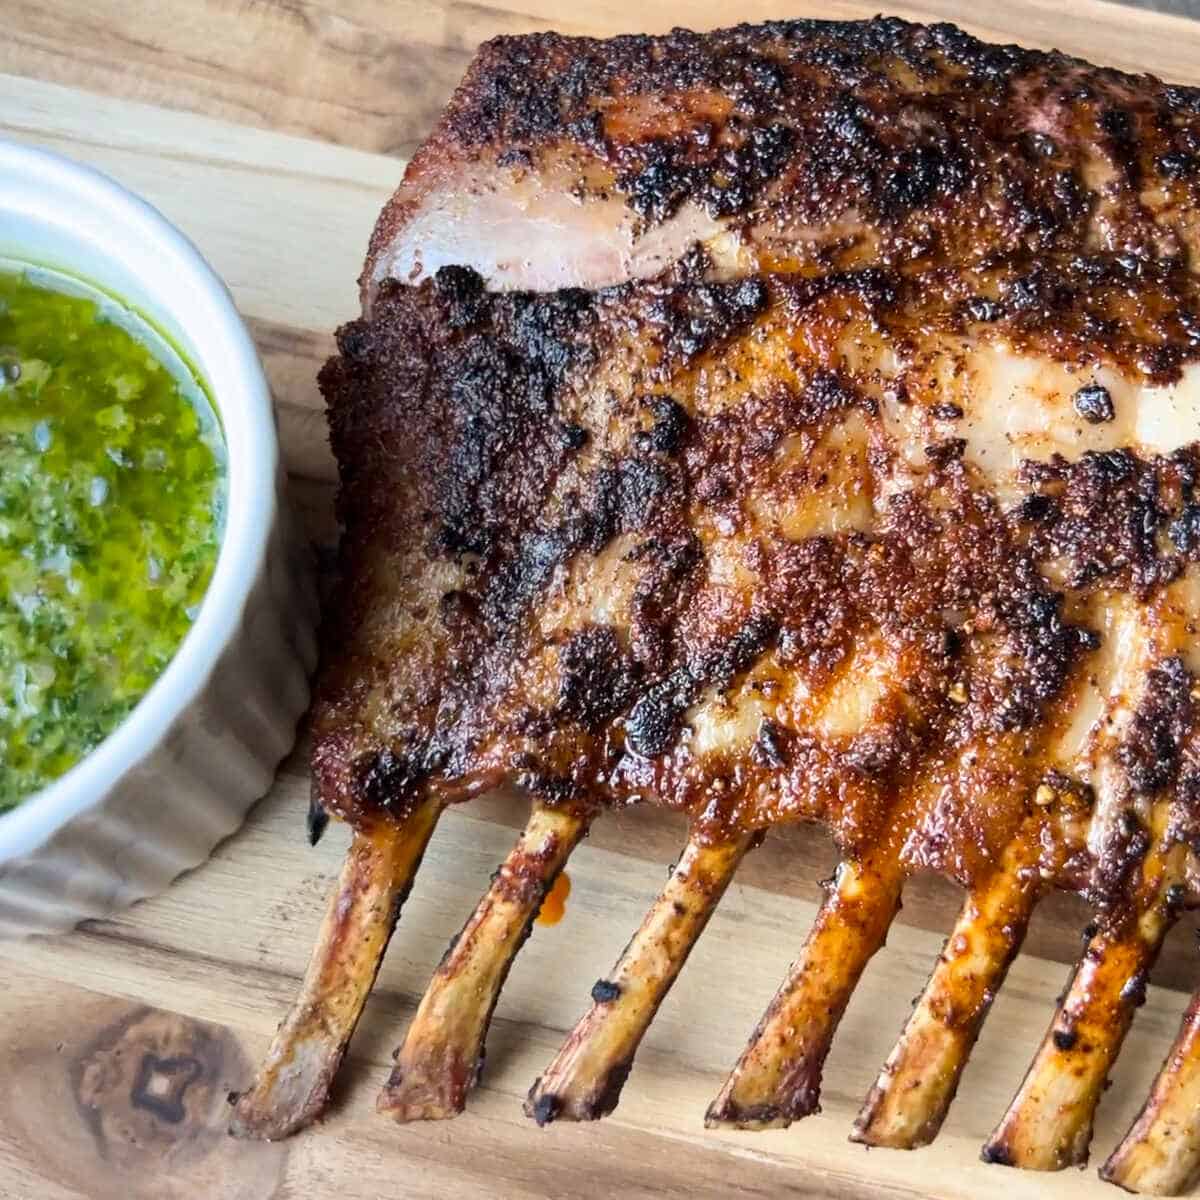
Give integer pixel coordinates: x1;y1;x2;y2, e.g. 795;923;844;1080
0;267;225;809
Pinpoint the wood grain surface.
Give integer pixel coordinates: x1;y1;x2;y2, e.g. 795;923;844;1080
4;3;1200;1197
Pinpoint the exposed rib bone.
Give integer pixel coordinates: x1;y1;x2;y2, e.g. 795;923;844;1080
852;828;1042;1149
230;803;441;1139
525;829;757;1124
1102;982;1200;1194
706;853;903;1129
982;841;1187;1171
379;801;591;1121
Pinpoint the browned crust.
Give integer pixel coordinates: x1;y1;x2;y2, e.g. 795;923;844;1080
365;17;1200;310
315;266;1200;857
379;802;591;1121
285;13;1200;1180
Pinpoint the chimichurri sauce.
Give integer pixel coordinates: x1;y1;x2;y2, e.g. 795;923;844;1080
0;267;225;809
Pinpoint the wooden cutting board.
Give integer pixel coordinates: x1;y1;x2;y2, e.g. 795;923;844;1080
4;3;1200;1196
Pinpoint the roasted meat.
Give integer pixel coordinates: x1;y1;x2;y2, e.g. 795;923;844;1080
233;15;1200;1192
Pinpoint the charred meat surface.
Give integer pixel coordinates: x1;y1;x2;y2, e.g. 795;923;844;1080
242;15;1200;1195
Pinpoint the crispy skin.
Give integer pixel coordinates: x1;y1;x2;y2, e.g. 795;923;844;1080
272;15;1200;1186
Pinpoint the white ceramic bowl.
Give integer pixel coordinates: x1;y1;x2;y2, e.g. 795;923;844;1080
0;140;317;936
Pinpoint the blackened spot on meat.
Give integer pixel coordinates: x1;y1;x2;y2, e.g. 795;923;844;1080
706;614;780;689
565;109;606;152
521;772;585;804
634;396;691;455
434;265;486;329
1100;107;1133;140
880;142;969;217
932;403;963;421
591;979;622;1003
1020;455;1069;486
1029;449;1180;594
825;92;876;149
754;718;789;768
1169;503;1200;552
434;288;596;561
1017;493;1057;523
1117;656;1195;795
530;1092;560;1126
510;288;595;395
1091;449;1134;482
1164;85;1200;114
1043;770;1096;812
625;668;695;758
1158;151;1198;180
989;587;1087;733
1023;132;1059;159
1100;107;1141;185
496;146;533;169
1121;969;1149;1008
845;728;909;779
485;528;574;629
557;625;643;728
801;369;861;422
582;458;678;552
925;438;967;466
560;423;589;451
701;123;796;217
651;276;768;366
965;296;1002;323
338;322;371;361
615;459;674;529
356;747;435;810
1053;1028;1078;1051
1166;882;1189;914
628;533;705;671
981;1143;1013;1167
718;50;789;101
627;613;778;758
619;122;795;224
1072;383;1115;424
619;142;694;224
439;589;479;631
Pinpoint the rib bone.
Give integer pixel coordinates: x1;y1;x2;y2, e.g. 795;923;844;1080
982;840;1187;1171
230;803;441;1139
1102;989;1200;1195
379;801;591;1121
852;827;1042;1149
706;853;903;1129
525;828;757;1124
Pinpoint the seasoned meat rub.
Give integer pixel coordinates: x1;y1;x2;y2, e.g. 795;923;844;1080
234;17;1200;1194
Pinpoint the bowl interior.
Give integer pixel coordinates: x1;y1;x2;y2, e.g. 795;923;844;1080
0;140;278;857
